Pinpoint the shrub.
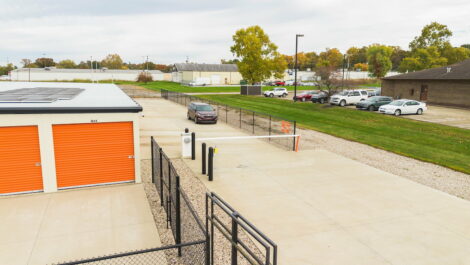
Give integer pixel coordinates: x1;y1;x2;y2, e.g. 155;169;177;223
137;72;153;83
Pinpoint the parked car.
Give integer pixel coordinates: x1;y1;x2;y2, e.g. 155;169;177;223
293;91;318;102
187;102;218;124
356;96;393;111
285;80;295;86
264;87;288;97
188;81;208;86
378;99;427;116
330;90;369;106
311;91;329;104
274;80;286;86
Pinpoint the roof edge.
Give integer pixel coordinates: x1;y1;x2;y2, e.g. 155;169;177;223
0;106;143;114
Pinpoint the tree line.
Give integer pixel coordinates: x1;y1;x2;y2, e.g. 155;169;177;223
18;54;173;72
226;22;470;84
283;22;469;75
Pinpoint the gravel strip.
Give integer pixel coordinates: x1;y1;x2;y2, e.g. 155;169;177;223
297;127;470;201
118;84;161;98
141;158;263;265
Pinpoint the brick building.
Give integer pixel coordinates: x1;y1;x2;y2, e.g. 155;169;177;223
382;59;470;108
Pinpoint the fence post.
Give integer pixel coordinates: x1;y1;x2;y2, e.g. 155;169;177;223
202;143;207;174
159;148;163;206
269;116;272;141
205;194;211;265
226;104;228;123
208;147;214;181
175;176;182;257
231;214;238;265
210;194;215;265
191;132;196;160
151;137;154;183
293;121;297;151
239;108;242;128
252;112;255;134
167;162;172;228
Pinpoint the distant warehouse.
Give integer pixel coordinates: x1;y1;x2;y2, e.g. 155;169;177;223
172;63;243;85
9;68;171;82
382;59;470;108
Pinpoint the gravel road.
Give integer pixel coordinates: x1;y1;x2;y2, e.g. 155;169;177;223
298;127;470;201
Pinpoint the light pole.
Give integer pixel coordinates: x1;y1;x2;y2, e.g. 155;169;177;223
341;54;348;89
294;34;304;100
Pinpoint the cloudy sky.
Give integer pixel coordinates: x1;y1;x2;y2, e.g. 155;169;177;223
0;0;469;66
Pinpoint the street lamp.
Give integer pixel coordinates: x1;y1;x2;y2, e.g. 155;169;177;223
294;34;304;100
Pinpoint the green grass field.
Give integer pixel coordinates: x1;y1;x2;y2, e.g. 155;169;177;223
197;95;470;175
119;81;317;93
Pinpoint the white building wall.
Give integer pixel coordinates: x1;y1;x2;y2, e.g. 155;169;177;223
0;113;141;193
10;70;165;82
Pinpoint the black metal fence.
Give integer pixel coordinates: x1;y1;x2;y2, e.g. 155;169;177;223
151;136;209;265
206;192;277;265
161;89;297;151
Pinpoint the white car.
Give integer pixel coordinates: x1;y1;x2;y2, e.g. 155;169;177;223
330;90;369;106
379;99;427;116
285;80;295;86
264;87;288;97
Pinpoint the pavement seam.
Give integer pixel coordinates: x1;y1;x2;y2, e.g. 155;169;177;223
26;194;52;265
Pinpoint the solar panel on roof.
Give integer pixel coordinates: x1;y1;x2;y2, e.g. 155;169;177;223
0;87;84;103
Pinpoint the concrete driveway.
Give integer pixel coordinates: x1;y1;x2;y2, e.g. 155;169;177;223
138;97;470;265
0;184;161;265
403;105;470;129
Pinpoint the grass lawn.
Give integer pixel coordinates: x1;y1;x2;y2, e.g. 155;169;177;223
197;94;470;175
117;81;319;93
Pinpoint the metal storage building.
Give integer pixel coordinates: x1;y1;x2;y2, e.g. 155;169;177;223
172;63;243;85
0;82;142;195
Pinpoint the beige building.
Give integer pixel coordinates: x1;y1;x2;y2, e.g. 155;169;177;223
173;63;243;85
0;82;142;195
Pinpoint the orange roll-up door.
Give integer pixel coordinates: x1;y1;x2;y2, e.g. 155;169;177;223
53;122;135;189
0;126;43;195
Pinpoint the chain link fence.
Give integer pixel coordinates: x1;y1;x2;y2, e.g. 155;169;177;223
161;89;297;151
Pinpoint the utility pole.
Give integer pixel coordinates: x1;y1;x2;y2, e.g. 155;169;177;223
90;56;94;83
294;34;304;100
342;54;346;89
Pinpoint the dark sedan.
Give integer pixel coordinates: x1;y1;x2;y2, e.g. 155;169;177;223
294;90;327;102
355;96;393;111
187;102;218;124
310;91;329;104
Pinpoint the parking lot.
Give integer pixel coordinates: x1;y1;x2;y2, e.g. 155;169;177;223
403;105;470;129
0;184;161;265
138;97;470;265
274;91;470;130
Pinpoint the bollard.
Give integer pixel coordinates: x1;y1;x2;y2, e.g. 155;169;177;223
202;143;207;174
191;132;196;160
208;147;214;181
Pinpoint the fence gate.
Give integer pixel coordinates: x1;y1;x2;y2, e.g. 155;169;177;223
206;192;277;265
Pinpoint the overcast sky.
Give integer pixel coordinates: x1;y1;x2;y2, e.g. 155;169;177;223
0;0;469;66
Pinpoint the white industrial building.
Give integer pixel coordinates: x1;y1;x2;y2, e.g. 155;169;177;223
0;82;142;195
9;68;170;82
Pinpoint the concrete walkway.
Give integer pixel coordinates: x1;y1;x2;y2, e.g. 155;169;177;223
138;98;470;265
0;184;162;265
